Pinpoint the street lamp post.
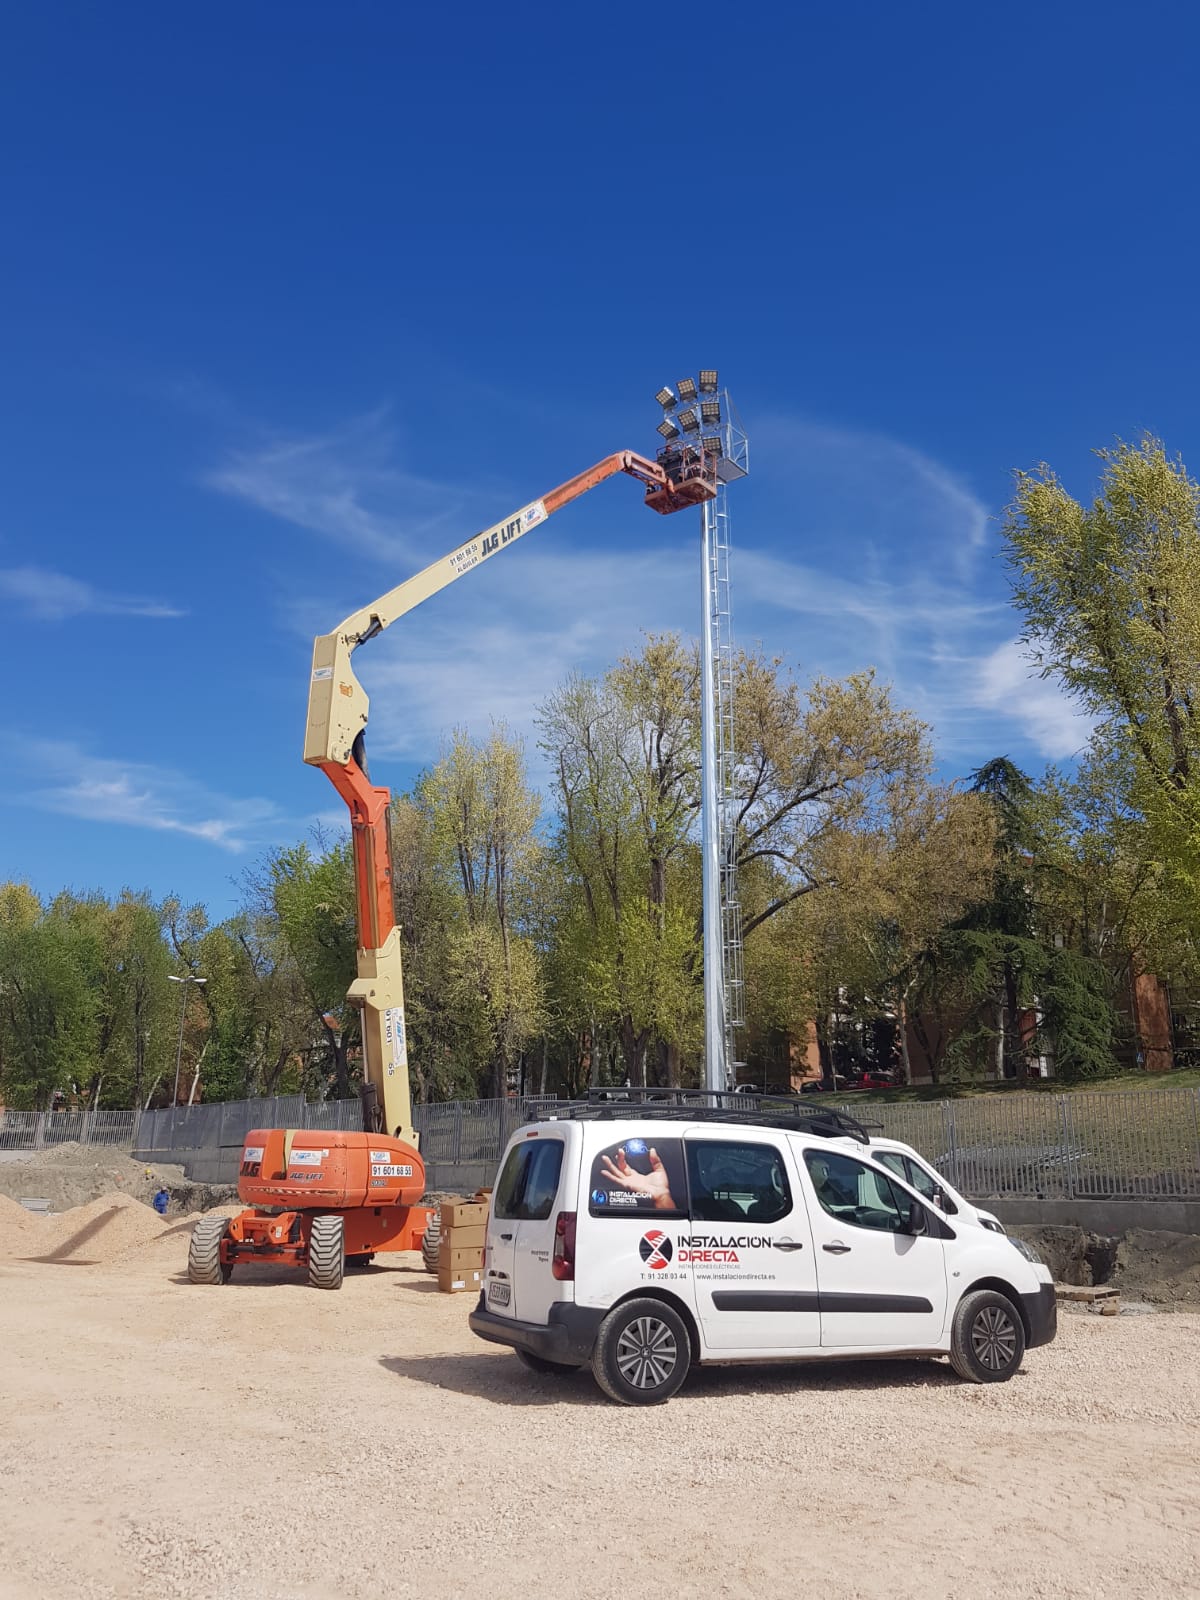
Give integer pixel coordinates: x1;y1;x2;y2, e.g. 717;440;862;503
168;974;206;1107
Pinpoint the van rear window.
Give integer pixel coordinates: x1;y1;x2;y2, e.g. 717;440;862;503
494;1139;565;1221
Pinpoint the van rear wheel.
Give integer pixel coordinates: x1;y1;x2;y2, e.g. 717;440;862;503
950;1289;1026;1383
515;1349;579;1376
592;1299;690;1406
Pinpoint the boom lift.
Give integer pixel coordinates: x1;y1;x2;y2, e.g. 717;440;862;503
188;443;718;1287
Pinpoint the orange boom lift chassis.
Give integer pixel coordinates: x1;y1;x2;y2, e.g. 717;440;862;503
188;444;716;1287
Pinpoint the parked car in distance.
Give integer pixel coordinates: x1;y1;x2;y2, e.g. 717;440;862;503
799;1074;850;1095
841;1069;903;1091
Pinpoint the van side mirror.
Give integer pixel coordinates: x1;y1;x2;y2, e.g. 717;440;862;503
936;1187;957;1215
907;1198;927;1236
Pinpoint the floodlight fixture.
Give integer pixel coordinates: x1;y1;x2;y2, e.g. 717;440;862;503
702;435;723;458
657;417;680;441
676;376;698;404
678;407;700;434
656;386;677;411
698;369;719;395
700;399;721;425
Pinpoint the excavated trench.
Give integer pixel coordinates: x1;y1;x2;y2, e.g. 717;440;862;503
1010;1223;1200;1305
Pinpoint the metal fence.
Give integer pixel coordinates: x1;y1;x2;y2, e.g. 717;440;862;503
7;1084;1200;1200
825;1086;1200;1199
0;1108;139;1152
130;1094;560;1190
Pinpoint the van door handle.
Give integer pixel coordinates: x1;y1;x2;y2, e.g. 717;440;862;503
822;1241;852;1255
773;1239;804;1251
500;1232;513;1241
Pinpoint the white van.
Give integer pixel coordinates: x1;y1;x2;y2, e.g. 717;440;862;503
851;1135;1006;1234
469;1092;1055;1406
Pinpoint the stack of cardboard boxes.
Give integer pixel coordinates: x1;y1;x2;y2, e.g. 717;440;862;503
437;1190;491;1295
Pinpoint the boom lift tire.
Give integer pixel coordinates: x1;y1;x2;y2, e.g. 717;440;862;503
421;1211;441;1274
188;1217;233;1285
949;1288;1026;1383
308;1214;346;1290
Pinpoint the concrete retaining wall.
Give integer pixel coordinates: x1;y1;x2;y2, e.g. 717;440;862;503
986;1197;1200;1235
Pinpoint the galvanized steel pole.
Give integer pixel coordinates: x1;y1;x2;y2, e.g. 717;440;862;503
700;495;727;1091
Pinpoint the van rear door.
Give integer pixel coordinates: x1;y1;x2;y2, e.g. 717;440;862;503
485;1128;571;1323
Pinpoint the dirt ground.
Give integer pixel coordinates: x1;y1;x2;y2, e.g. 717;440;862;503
1;1211;1198;1600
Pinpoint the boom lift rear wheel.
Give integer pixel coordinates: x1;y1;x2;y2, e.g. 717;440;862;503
308;1214;345;1290
421;1211;441;1274
188;1216;233;1285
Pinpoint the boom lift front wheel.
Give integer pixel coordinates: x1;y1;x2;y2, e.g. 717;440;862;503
308;1214;346;1290
188;1216;233;1285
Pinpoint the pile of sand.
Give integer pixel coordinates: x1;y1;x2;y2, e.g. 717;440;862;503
0;1192;44;1257
0;1191;170;1266
0;1142;232;1216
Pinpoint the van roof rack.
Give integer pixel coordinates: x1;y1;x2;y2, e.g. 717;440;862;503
532;1086;870;1145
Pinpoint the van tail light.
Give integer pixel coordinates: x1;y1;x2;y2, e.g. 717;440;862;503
552;1211;576;1280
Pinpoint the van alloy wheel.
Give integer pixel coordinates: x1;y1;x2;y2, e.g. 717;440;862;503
615;1317;678;1389
971;1304;1018;1371
592;1298;691;1405
949;1288;1026;1384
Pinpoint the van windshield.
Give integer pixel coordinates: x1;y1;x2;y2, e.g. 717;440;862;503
494;1139;565;1222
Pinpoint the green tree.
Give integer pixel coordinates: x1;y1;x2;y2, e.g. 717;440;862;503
419;726;544;1097
1004;437;1200;912
0;914;97;1110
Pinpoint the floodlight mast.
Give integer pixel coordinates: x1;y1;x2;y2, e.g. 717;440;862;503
653;372;749;1092
303;447;712;1145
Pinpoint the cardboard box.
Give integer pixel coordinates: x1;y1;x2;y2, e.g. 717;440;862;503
438;1265;482;1295
439;1244;484;1274
441;1223;485;1251
441;1199;489;1229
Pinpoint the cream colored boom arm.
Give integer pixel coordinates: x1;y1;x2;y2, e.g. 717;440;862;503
303;450;672;1143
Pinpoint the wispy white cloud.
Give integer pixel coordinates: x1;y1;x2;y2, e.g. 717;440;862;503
354;547;696;769
970;638;1094;758
0;567;184;622
9;738;286;853
204;408;472;562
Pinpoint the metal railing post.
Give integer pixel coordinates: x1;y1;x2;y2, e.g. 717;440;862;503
1056;1095;1076;1200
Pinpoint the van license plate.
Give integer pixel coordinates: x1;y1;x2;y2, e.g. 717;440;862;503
488;1281;511;1307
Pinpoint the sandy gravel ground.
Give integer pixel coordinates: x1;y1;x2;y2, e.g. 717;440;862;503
1;1222;1198;1600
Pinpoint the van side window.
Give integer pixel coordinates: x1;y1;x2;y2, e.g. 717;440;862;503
686;1141;792;1223
804;1150;909;1233
876;1150;938;1201
494;1140;565;1222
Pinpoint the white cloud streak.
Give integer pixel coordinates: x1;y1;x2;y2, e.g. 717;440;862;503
12;739;287;853
0;567;184;622
971;638;1094;758
204;408;474;563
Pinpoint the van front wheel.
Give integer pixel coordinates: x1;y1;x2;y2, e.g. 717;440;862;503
593;1299;690;1406
950;1289;1026;1383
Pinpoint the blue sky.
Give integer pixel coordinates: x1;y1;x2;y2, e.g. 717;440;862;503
3;3;1197;917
